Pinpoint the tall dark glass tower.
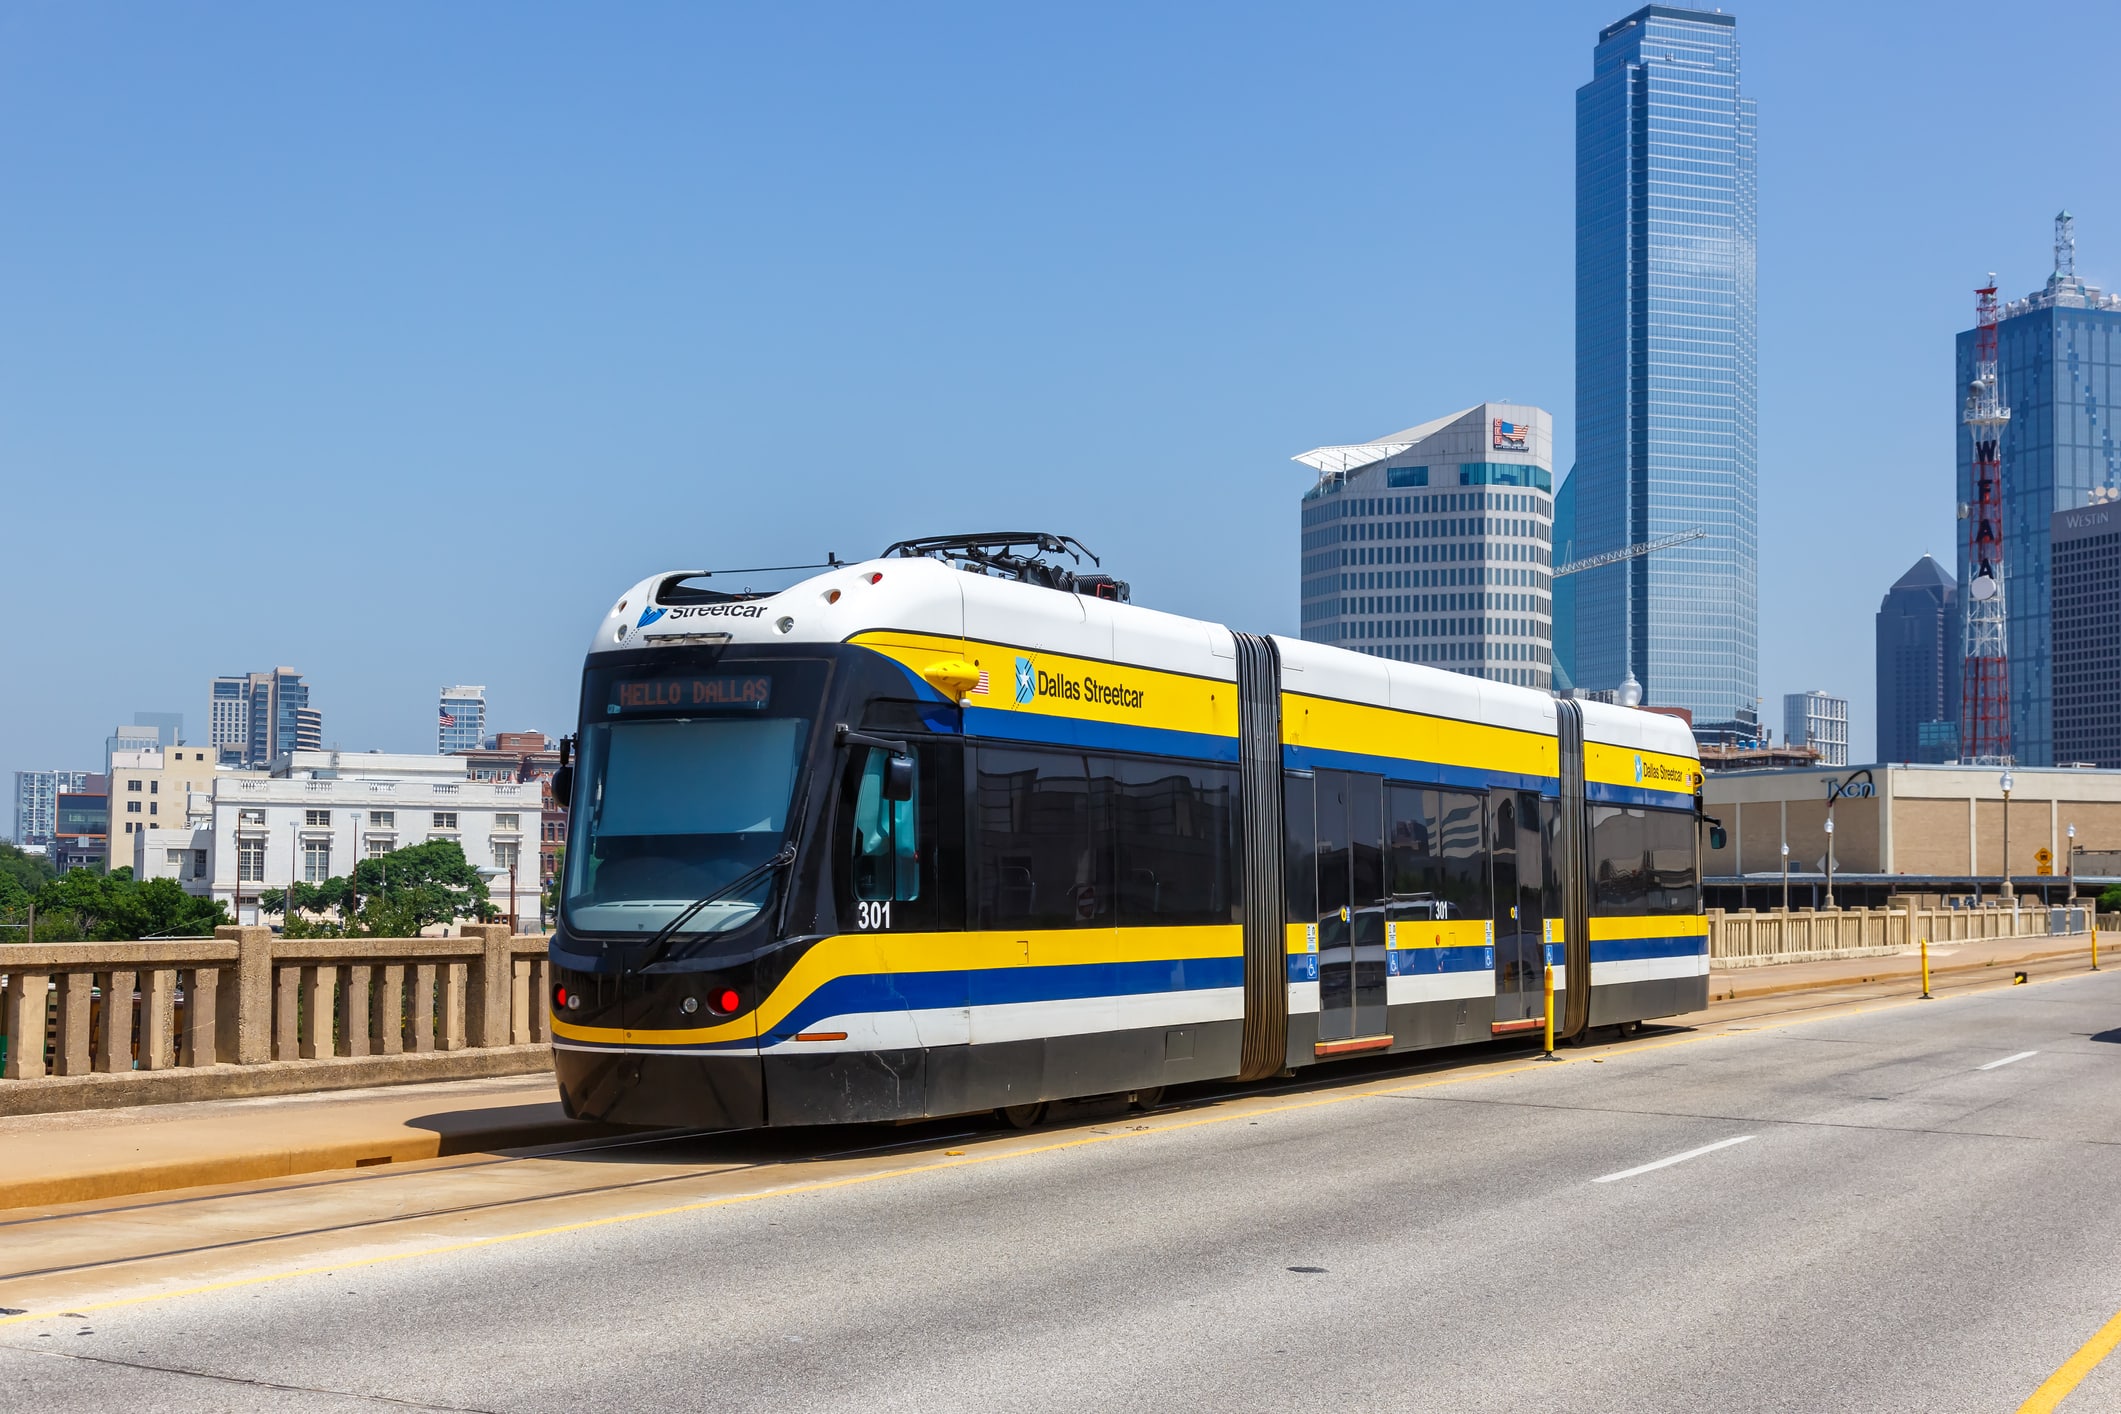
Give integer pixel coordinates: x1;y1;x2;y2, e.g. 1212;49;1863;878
1954;215;2121;766
1875;555;1958;764
1557;5;1757;731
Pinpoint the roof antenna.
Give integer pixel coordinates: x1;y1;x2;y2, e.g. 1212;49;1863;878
2056;211;2077;281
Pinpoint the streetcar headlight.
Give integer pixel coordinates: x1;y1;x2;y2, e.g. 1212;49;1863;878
681;996;699;1015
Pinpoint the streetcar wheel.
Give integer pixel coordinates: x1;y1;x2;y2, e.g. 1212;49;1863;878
1618;1019;1643;1038
997;1102;1047;1129
1128;1087;1165;1112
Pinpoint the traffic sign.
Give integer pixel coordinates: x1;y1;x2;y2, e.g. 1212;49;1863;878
2035;847;2053;876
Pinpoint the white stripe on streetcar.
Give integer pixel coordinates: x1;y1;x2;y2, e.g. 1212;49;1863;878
1593;1135;1755;1184
1977;1050;2038;1071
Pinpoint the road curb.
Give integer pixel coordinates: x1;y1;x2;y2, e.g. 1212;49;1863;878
0;1110;626;1213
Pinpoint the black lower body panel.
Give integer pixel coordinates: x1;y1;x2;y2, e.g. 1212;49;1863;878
1589;974;1710;1026
554;1047;766;1129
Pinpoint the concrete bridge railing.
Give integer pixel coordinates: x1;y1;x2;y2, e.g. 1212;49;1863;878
0;925;552;1114
1707;904;2113;968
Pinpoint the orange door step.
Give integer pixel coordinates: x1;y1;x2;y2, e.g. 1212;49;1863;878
1491;1018;1545;1035
1315;1035;1395;1058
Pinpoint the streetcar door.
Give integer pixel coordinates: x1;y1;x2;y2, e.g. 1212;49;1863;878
1316;770;1388;1042
1490;791;1538;1027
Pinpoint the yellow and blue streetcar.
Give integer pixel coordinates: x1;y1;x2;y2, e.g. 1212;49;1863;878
546;533;1708;1128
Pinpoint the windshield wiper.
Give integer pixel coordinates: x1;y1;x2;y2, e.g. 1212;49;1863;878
629;842;797;973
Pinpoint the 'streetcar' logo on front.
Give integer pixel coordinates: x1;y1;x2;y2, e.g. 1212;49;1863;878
1014;657;1036;705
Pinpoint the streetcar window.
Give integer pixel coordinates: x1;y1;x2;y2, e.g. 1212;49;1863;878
1109;757;1239;927
851;746;919;903
1386;784;1435;901
1591;806;1699;916
1386;786;1486;918
1432;790;1489;919
562;712;809;936
974;747;1113;929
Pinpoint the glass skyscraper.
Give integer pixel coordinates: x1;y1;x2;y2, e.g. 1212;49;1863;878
1557;5;1758;731
1954;217;2121;767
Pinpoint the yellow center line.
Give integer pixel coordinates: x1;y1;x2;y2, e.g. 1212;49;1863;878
2017;1307;2121;1413
0;963;2078;1330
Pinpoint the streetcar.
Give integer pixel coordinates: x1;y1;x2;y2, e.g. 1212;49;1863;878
546;533;1709;1128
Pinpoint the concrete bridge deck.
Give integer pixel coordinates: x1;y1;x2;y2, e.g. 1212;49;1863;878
2;944;2119;1411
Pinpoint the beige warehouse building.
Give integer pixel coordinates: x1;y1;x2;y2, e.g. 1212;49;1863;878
1704;763;2121;908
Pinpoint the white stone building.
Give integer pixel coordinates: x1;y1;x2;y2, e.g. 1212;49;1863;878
139;751;540;930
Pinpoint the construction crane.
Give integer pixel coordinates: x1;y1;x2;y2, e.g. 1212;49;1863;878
1551;527;1706;579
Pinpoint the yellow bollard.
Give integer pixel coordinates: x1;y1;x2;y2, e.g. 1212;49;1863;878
1920;937;1932;1000
2094;921;2101;973
1543;963;1556;1059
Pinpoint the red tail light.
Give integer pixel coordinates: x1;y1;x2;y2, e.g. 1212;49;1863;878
718;989;741;1014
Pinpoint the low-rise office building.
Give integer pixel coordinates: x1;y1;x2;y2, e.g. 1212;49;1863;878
108;744;220;850
1704;762;2121;908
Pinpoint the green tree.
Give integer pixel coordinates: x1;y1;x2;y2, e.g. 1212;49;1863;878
0;870;32;933
109;877;228;938
35;868;118;939
258;841;488;936
31;867;227;941
2100;884;2121;914
351;839;489;933
0;842;56;897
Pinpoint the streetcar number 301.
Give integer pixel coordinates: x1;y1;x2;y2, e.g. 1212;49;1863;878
855;901;893;930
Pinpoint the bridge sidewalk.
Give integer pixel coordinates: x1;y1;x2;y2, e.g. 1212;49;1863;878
0;1073;606;1212
1709;931;2099;1002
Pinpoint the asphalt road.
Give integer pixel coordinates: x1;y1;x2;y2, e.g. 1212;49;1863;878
5;968;2121;1413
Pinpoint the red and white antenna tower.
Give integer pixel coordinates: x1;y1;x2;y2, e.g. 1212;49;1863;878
1961;276;2011;764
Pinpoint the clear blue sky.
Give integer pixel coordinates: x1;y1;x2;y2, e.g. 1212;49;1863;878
4;0;2117;804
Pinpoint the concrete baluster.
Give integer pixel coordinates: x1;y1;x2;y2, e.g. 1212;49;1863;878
2;970;51;1080
299;965;334;1059
440;961;469;1050
141;968;178;1071
413;963;437;1052
55;973;95;1075
96;970;138;1073
181;966;218;1068
376;964;406;1054
345;965;372;1058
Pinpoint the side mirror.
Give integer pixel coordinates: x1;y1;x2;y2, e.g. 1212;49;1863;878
550;736;575;809
1708;825;1728;851
883;752;915;802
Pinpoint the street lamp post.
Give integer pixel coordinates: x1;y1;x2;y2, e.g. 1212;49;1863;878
1824;817;1837;911
2000;771;2016;901
1780;839;1790;912
2067;822;2078;902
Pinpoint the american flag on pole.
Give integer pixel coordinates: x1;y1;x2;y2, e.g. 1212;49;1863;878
440;709;456;727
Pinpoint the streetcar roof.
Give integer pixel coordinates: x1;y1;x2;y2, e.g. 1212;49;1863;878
590;556;1699;765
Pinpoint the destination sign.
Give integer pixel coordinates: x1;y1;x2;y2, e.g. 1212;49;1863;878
609;674;773;713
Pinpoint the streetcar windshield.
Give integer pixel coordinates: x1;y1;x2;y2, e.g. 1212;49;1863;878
562;681;817;937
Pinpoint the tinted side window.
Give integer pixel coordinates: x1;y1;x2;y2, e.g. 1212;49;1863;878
1387;784;1439;903
974;747;1110;929
1433;790;1490;920
1284;772;1317;926
1591;805;1645;914
1645;808;1699;915
1109;756;1239;928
